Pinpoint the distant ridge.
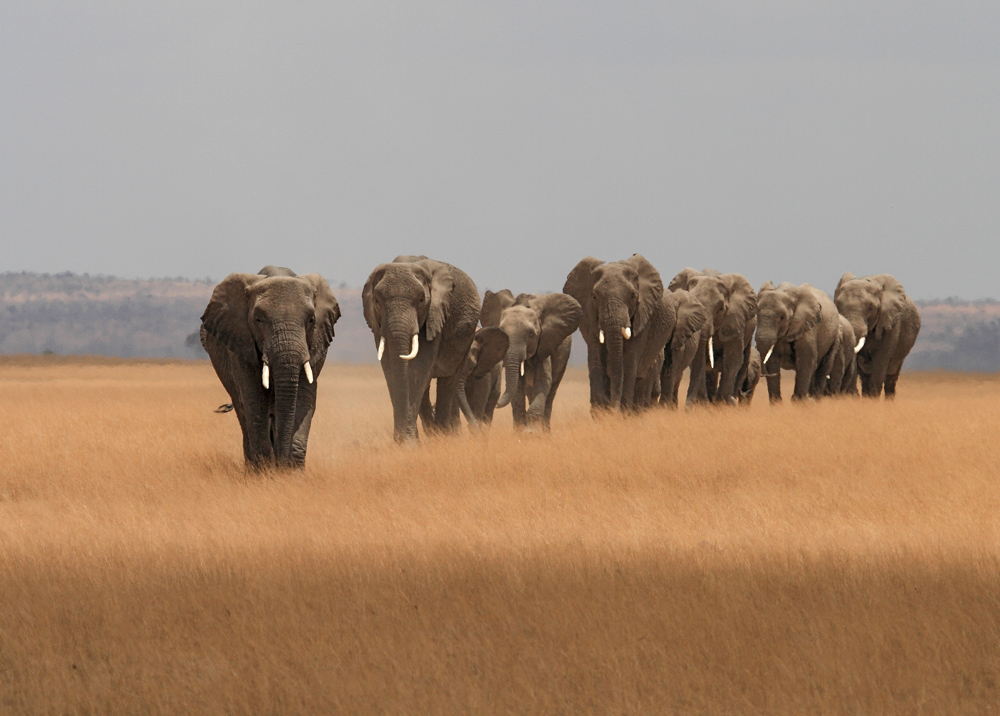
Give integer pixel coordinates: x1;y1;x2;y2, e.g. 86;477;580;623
1;272;998;370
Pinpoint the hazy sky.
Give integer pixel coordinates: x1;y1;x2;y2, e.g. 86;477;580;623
3;2;998;298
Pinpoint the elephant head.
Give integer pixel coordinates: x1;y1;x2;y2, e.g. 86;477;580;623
201;270;340;468
487;292;582;410
362;258;454;362
755;281;823;365
668;289;709;350
834;273;907;353
564;254;663;407
670;269;756;353
455;326;509;426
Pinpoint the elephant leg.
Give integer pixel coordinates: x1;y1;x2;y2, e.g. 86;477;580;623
418;385;435;433
686;340;709;406
587;346;610;410
716;343;744;404
383;356;433;444
865;334;899;398
288;379;317;468
433;374;462;433
526;359;552;430
884;370;900;398
792;344;818;400
544;351;570;429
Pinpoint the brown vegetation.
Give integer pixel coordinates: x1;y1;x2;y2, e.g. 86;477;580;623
1;357;998;714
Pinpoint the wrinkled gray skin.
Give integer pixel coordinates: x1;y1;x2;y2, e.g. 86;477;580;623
826;315;860;396
482;290;582;430
740;346;762;405
834;273;921;399
656;289;710;408
668;268;758;406
455;326;509;429
363;256;480;443
756;281;840;402
200;266;339;470
564;255;666;413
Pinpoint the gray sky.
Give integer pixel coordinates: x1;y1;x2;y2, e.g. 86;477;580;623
3;2;998;299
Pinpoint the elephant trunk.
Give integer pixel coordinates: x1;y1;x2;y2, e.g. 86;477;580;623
384;301;420;361
755;325;778;367
496;343;527;409
265;325;310;468
599;300;629;410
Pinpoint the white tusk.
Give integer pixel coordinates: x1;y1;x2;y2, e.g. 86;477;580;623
520;361;525;377
854;336;866;354
304;362;313;384
622;326;632;340
400;334;419;361
377;337;385;361
599;330;605;344
262;363;270;390
763;346;773;364
708;336;715;369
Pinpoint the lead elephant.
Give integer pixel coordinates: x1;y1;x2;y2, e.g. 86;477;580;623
362;256;480;442
834;273;921;398
200;266;340;469
755;281;840;402
668;268;757;406
564;255;668;413
481;290;582;430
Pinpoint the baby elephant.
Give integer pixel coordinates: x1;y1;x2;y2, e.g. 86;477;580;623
201;266;340;470
480;290;582;431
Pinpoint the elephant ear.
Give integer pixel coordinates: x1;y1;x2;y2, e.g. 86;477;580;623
875;275;906;340
717;273;757;343
673;291;709;347
531;293;583;357
362;263;390;345
563;257;605;335
416;259;453;342
668;267;701;292
626;254;664;335
758;280;775;295
835;272;858;299
787;287;822;341
301;274;341;369
470;327;509;379
200;273;264;366
481;289;515;327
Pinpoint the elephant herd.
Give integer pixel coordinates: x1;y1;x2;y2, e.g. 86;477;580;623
200;256;921;469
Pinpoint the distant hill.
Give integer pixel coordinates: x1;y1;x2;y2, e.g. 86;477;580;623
0;272;373;362
1;272;998;370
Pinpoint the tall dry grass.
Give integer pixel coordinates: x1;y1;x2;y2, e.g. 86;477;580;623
1;356;998;714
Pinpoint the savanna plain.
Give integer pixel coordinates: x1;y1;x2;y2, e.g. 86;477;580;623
1;356;999;715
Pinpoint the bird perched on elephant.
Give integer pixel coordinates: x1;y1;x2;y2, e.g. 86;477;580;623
834;273;921;398
455;325;509;429
564;254;668;413
200;266;340;470
480;289;582;431
668;268;757;406
755;281;841;402
826;314;859;396
362;256;480;443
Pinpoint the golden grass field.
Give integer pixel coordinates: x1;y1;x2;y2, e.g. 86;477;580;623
1;356;998;715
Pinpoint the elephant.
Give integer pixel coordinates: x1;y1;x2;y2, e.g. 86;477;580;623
564;254;669;413
826;314;860;396
656;289;710;408
755;281;841;402
667;268;758;406
834;273;921;398
200;265;340;469
362;256;480;442
455;326;509;429
481;289;582;430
